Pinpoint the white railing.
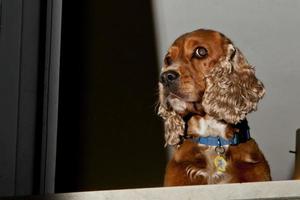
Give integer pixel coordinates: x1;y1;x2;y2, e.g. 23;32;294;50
53;180;300;200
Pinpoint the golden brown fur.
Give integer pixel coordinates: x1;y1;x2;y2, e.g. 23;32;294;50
202;45;265;124
164;138;271;186
157;29;271;186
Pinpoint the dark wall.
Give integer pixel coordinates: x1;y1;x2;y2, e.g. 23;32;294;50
56;0;166;192
0;0;23;196
0;0;43;196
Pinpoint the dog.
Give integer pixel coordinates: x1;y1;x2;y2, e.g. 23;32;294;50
158;29;271;186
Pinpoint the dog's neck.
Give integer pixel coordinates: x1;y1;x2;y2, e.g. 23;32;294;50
166;96;250;144
187;115;234;140
186;114;251;146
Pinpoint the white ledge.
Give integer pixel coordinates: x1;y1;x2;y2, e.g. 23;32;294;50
54;180;300;200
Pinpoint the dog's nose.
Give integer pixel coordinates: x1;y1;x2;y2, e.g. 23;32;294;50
159;70;180;85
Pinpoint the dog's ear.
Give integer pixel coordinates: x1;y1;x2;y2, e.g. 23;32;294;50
202;44;265;124
157;84;185;146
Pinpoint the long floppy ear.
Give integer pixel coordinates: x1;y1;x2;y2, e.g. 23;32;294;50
157;83;185;146
202;44;265;124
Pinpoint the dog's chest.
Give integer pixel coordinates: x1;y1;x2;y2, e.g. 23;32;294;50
185;145;232;184
184;116;234;184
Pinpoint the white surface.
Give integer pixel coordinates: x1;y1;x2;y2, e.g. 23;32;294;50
152;0;300;181
55;181;300;200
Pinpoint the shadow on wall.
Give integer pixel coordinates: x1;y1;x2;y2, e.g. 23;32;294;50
56;0;166;192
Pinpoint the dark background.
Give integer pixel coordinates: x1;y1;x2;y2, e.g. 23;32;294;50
55;0;166;192
0;0;166;196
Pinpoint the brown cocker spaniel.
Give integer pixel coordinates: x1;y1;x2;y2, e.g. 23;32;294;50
158;29;271;186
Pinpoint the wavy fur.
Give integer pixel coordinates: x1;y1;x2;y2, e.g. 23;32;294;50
202;45;265;124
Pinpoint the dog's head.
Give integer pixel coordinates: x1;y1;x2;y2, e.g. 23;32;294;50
158;29;265;146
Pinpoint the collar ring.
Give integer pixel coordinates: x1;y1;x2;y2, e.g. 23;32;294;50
215;145;225;155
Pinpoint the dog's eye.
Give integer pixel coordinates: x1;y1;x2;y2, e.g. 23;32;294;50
164;56;173;66
194;47;208;58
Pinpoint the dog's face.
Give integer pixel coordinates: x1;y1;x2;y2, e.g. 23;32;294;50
159;30;228;115
158;29;265;146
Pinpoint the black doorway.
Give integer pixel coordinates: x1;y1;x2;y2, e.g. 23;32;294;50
55;0;166;192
